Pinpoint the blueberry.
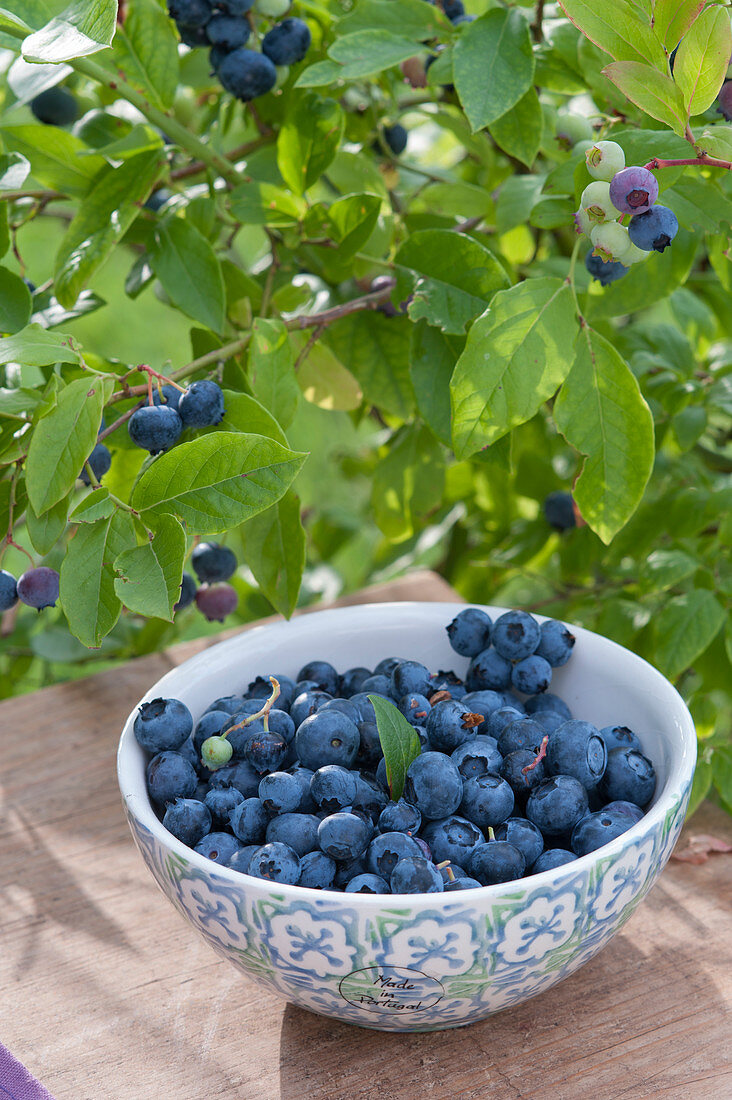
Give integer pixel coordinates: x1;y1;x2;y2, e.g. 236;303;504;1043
227;843;262;874
265;812;320;856
718;81;732;121
403;751;463;820
628;205;679;253
229;796;268;843
208;759;260;797
602;799;645;823
609;166;658;215
204;784;245;826
373;656;404;677
422;815;484;867
351;771;389;822
346;873;390;893
134;697;193;753
290;689;332;728
446;608;493;657
309;765;357;815
598;747;656;807
195;832;242;865
244;729;287;773
492;610;540;661
426;699;480;753
287;765;316;812
461;690;504;725
151;383;182;409
339;667;371;696
391;856;444;894
366;831;423;879
297;659;339;695
177;22;210;46
174;572;197;612
497;718;544;757
222;0;255;13
533;710;567;734
494;818;544;867
16;567;60;610
536;620;576;668
206;13;250;48
206;695;243;715
525;693;572;720
460;774;514;830
500;749;547;797
333;856;368;888
318;811;372;861
79;442;112;486
146;751;198;805
442;0;466;20
585;140;625;182
571;807;635;856
526;775;589;837
546;720;607;789
390;660;432;699
128;404;182;454
398;693;432;726
195;584;238;622
247;841;301;883
261;17;311;66
450;736;502;780
485;706;524;739
469;840;525;885
359;674;392;697
178;379;225;427
599;725;642;753
531;848;577;873
0;570;18;611
177;733;201;773
295;709;360;770
356;720;383;768
585;251;628;286
145;189;172;212
191;542;237;583
382;124;408;155
377;799;422;836
298;850;337;889
544;490;577;530
162;797;212;847
465;647;513;692
30;86;77;126
511;654;552;695
258;771;302;814
444;874;482;891
429;670;467;700
168;0;213;27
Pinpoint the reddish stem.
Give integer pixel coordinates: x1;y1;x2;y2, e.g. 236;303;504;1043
522;736;549;781
644;153;732;171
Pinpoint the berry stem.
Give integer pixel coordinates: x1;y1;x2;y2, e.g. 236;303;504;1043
225;677;281;738
522;735;549;780
0;463;34;567
643;154;732;172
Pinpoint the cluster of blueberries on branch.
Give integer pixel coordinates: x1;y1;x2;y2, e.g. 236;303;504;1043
167;0;310;102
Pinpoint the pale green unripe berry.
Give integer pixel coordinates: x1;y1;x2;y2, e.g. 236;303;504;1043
274;65;290;90
555;110;593;148
581;181;621;224
586;140;626;182
201;735;233;770
590;221;633;264
574;207;593;236
622;239;652;265
256;0;291;16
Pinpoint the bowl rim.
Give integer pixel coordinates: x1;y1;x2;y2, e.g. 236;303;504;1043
118;601;696;904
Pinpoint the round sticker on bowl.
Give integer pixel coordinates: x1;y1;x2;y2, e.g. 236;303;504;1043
339;966;444;1013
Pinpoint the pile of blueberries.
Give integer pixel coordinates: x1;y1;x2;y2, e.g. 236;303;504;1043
577;140;679;286
136;607;657;894
167;1;310;103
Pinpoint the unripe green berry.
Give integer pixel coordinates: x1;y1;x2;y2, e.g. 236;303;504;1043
581;181;621;224
555;110;593;149
201;735;233;770
574;207;593;236
274;65;290;90
586;140;626;182
590;221;633;264
256;0;291;16
621;239;652;265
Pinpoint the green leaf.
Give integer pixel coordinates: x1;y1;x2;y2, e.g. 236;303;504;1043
371;424;445;543
675;6;732;118
325;193;382;263
712;746;732;815
488;87;543;167
0;477;27;536
295;340;363;411
239;491;305;619
248;319;299;430
640;549;698;591
368;695;421;801
22;0;118;63
324;312;415;419
558;0;666;67
336;0;448;41
0;205;7;263
394;229;510;335
294;59;344;89
0;152;31;190
25;494;69;555
31;289;106;330
228;181;306;226
0;7;31;35
454;8;535;132
113;512;186;620
277;93;344;196
70;486;115;522
653;590;726;679
653;0;707;51
410;322;463;447
59;510;136;648
450;278;578;459
130;431;307;534
328;30;422;79
0;386;42;414
55;148;163;308
0;124;107;196
0;323;83;366
0;268;32;335
111;0;178;109
25;375;113;515
698;124;732;160
602;62;687;134
686;753;713;817
662;177;732;233
149;217;225;334
553;327;655;543
217;389;287;445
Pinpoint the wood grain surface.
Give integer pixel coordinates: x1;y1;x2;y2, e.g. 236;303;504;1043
1;570;730;1100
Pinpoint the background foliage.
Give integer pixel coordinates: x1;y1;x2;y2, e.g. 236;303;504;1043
0;0;730;816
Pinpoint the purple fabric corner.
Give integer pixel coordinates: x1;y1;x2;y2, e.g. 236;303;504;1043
0;1043;56;1100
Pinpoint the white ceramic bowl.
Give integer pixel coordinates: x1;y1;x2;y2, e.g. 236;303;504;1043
117;602;696;1032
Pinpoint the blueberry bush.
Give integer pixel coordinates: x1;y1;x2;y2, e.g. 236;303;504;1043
0;1;730;815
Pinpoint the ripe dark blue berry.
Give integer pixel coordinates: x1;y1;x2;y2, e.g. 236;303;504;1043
0;570;18;611
391;855;443;893
599;725;642;753
79;442;111;485
497;718;544;757
174;572;198;612
598;747;656;807
146;750;198;805
298;850;336;889
310;765;357;815
422;815;484;867
163;797;212;847
512;655;552;695
247;841;301;883
195;831;242;865
382;124;408;155
318;811;372;862
258;771;301;815
30;87;77;126
377;799;422;836
492;610;541;661
339;666;371;696
192;541;237;583
266;812;320;856
391;659;432;699
525;693;572;720
297;659;339;695
346;873;390;893
206;13;250;49
425;699;478;753
450;737;502;780
531;848;577;873
218;47;278;99
628;205;679;253
544;491;577;529
536;620;575;667
545;720;607;789
466;647;513;692
404;752;463;820
178;379;225;427
295;709;360;770
128;404;183;454
168;0;212;27
152;383;183;409
261;17;311;65
16;567;60;610
494;818;544;868
134;697;193;753
571;808;634;856
145;190;172;213
526;775;589;837
718;81;732;121
460;774;515;831
585;251;628;286
468;840;525;885
446;608;493;657
229;796;269;843
204;785;245;827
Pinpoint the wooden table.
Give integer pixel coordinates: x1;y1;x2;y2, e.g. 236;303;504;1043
1;571;730;1100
